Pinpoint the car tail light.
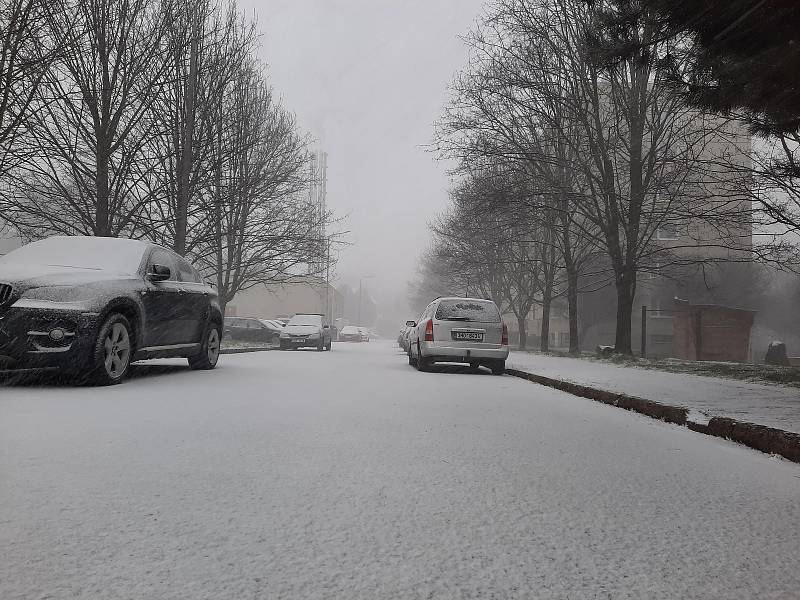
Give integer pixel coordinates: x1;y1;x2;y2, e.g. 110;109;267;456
501;322;509;346
424;319;434;342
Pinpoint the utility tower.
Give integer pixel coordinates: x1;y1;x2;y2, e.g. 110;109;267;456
307;151;332;321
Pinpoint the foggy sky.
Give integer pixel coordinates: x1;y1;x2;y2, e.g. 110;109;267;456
238;0;485;317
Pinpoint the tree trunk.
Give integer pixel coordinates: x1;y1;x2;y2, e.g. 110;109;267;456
566;263;579;354
95;146;111;236
540;285;552;352
614;269;636;355
517;315;527;350
174;15;200;256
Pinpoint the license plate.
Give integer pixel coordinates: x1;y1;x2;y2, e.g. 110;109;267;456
452;331;483;341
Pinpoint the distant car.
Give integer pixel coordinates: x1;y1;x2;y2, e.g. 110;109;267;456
279;313;332;351
339;325;361;342
0;236;223;385
357;327;370;342
399;325;412;351
224;317;282;344
407;297;508;375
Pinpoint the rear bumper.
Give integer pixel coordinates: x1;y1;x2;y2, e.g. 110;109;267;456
280;337;323;349
0;304;101;370
420;342;509;363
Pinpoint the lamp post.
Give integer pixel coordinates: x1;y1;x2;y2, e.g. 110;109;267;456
358;275;374;326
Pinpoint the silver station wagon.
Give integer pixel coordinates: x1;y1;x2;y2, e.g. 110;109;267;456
407;297;509;375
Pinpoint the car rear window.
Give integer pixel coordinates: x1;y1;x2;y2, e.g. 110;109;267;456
435;299;501;322
288;314;322;326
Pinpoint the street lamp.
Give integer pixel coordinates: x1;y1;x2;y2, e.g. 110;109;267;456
358;275;374;326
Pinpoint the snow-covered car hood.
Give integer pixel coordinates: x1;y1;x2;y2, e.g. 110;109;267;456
0;263;134;290
284;324;321;335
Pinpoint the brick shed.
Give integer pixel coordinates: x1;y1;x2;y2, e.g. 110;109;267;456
672;299;756;363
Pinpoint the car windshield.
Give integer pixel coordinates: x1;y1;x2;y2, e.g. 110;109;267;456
287;314;322;326
0;236;146;274
435;299;501;322
258;319;280;330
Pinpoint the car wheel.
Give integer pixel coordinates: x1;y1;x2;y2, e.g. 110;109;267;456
189;322;221;370
415;342;430;372
89;313;133;386
490;360;506;376
408;346;417;367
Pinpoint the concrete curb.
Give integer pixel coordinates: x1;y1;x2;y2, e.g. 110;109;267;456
220;346;277;355
506;368;800;463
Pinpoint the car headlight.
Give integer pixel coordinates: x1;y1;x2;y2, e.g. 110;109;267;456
308;332;320;339
20;286;88;302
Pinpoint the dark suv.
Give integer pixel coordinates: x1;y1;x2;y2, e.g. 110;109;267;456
0;236;223;385
224;317;282;344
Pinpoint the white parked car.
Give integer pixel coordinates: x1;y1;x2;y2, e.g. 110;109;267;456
407;297;508;375
339;325;362;342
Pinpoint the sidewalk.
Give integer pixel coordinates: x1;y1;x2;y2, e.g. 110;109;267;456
507;352;800;436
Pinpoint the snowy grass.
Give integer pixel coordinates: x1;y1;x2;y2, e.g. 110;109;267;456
221;339;278;352
519;349;800;388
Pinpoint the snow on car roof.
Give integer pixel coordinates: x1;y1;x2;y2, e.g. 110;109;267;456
437;296;495;303
0;236;151;274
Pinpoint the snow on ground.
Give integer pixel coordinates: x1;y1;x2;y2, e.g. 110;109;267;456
509;351;800;434
1;342;799;599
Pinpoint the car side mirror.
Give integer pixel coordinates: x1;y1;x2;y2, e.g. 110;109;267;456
147;264;171;282
406;320;416;327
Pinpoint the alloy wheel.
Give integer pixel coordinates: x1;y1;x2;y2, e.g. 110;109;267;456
207;328;220;365
103;323;131;379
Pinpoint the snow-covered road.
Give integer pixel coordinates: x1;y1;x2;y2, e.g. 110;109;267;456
2;341;799;599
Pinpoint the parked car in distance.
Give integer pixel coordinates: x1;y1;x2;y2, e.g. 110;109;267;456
357;327;370;342
339;325;362;342
279;313;332;351
0;236;223;385
399;323;413;352
407;297;508;375
224;317;282;344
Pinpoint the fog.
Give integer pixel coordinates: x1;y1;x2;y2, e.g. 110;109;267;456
238;0;485;323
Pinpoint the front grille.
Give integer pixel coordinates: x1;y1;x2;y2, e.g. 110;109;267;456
0;283;12;305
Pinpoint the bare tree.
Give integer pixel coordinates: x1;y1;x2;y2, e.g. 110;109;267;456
137;0;256;255
426;169;553;350
0;0;61;180
1;0;173;238
189;63;329;314
437;0;752;354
